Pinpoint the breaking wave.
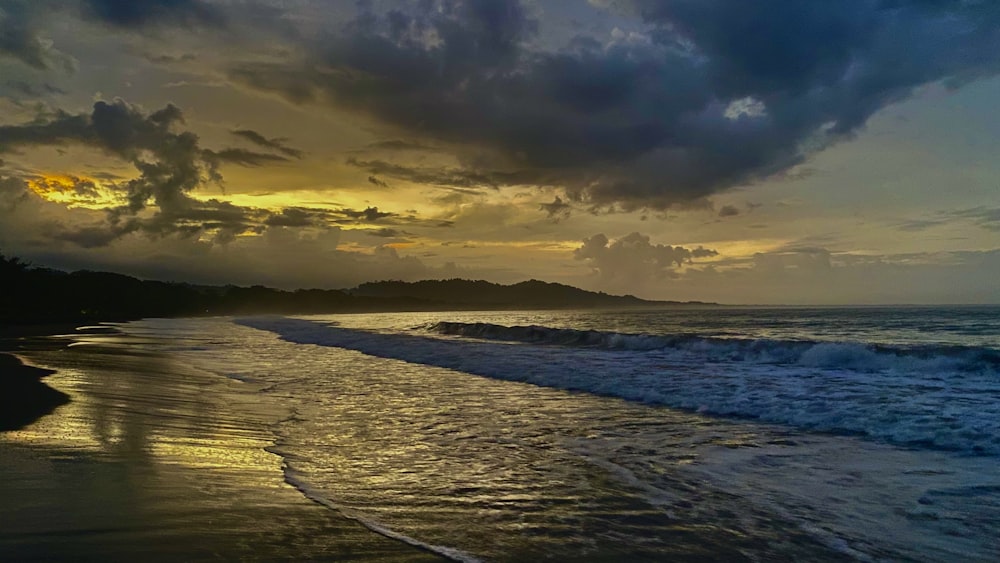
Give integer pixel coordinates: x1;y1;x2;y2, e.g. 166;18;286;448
237;317;1000;456
425;321;1000;374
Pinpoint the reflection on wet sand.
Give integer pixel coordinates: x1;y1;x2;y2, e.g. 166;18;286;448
0;334;442;562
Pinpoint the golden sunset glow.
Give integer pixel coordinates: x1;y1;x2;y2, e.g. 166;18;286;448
28;174;123;209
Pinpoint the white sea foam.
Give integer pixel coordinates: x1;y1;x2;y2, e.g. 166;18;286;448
425;321;1000;373
284;467;483;563
237;316;1000;456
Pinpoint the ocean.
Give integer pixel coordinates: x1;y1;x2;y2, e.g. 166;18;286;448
73;306;1000;561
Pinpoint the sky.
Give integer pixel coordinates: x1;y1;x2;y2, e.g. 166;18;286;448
1;0;999;304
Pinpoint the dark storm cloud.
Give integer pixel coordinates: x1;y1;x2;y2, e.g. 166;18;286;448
0;1;75;71
0;5;46;69
78;0;225;28
230;0;1000;209
230;129;304;159
0;0;222;72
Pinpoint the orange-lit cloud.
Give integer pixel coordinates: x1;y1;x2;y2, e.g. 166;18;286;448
27;174;123;209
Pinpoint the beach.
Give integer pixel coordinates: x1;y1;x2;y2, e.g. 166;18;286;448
0;325;443;562
3;309;998;561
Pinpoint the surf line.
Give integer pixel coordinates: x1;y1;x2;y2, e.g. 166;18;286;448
283;465;484;563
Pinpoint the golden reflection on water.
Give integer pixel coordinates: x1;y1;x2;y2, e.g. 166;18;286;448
5;376;92;449
7;336;282;485
150;435;278;471
1;330;444;562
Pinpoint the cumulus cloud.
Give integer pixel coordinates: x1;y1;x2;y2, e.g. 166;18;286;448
227;0;1000;210
574;232;717;287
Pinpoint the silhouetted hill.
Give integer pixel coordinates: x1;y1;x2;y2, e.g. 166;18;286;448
351;279;698;308
1;253;715;325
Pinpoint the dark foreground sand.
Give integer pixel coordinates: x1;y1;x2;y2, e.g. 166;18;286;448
0;328;444;562
0;353;70;432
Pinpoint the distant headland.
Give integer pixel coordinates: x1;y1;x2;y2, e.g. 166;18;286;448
1;253;717;325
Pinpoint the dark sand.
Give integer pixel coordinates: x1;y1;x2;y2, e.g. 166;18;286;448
0;323;84;431
0;327;444;562
0;353;70;431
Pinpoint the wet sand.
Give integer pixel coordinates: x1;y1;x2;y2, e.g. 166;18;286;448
0;327;444;561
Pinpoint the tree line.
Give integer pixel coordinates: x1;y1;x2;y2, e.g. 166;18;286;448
1;253;703;325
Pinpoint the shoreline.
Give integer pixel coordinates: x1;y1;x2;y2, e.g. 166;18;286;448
0;322;116;432
0;353;70;432
0;321;444;561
